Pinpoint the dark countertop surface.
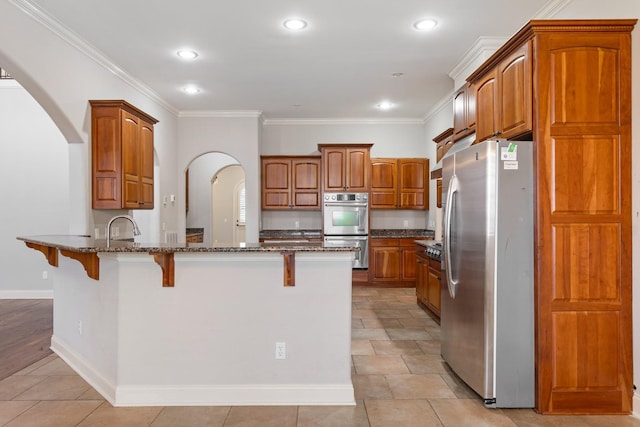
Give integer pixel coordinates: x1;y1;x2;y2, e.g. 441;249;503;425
259;229;435;239
17;235;358;254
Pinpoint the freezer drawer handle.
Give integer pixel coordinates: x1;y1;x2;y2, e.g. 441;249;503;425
444;174;459;298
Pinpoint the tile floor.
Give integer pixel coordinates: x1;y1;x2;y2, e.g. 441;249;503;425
1;287;639;426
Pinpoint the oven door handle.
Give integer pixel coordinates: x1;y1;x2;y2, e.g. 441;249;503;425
323;236;368;241
324;202;368;208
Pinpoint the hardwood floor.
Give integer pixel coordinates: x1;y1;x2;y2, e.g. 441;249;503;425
0;299;53;380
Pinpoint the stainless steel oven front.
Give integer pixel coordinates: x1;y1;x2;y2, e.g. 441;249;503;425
323;235;368;269
323;192;369;236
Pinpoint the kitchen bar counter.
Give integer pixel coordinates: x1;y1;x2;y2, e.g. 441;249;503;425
18;234;355;407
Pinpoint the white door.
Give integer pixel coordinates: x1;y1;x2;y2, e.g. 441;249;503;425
233;180;246;244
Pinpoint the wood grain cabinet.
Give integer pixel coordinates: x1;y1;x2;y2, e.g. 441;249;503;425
261;156;321;210
466;19;636;414
369;238;417;285
318;144;372;192
416;246;440;321
90;100;158;209
472;41;532;143
430;128;453;208
371;158;428;210
452;83;476;141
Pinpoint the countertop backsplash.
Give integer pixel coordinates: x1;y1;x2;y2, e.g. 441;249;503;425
261;209;429;231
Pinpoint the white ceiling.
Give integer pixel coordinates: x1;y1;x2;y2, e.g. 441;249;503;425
25;0;554;120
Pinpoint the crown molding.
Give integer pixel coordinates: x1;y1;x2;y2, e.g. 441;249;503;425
11;0;179;116
178;110;263;119
533;0;573;18
448;37;508;84
423;89;455;123
262;117;425;126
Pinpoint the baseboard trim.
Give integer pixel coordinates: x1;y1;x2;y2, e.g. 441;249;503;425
0;290;53;299
51;336;355;407
633;392;640;418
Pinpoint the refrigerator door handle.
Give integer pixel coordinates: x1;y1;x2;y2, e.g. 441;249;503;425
444;175;459;298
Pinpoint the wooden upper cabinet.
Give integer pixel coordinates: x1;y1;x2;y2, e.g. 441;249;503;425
471;41;532;143
318;144;372;192
90;100;158;210
261;156;321;210
371;158;428;210
452;83;476;141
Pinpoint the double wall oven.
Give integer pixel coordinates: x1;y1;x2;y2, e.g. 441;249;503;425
323;192;369;269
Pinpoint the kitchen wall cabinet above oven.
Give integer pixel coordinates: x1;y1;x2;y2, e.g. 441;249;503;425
90;100;158;210
261;156;321;210
318;144;372;192
370;158;429;210
452;83;476;142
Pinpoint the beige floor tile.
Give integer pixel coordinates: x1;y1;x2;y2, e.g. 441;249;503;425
351;328;389;341
351;319;364;329
351;288;380;297
75;387;105;401
398;317;438;328
223;405;297;427
13;376;92;401
365;399;443;427
350;340;375;355
370;340;423;356
150;406;231;427
0;375;48;400
296;402;369;426
385;327;433;341
351;309;380;319
501;408;600;426
26;358;78;377
5;400;102;427
416;339;442;355
0;401;37;425
352;355;410;375
361;318;402;328
401;354;448;374
408;308;431;318
77;401;163;426
429;398;518;426
439;365;478;399
352;375;393;400
373;309;413;319
386;374;456;399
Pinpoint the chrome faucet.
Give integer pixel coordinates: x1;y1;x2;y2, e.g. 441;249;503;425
105;215;141;247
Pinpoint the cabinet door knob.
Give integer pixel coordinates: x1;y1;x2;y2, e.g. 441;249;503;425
139;201;145;205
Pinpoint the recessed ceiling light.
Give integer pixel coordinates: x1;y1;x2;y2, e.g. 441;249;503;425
177;50;198;59
377;102;394;110
413;19;438;31
283;18;307;30
183;86;200;94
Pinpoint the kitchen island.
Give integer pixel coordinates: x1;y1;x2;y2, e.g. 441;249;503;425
18;235;357;407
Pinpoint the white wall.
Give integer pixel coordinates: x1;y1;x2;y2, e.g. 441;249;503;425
0;81;69;297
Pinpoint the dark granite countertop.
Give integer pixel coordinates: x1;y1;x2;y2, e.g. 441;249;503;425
17;235;358;253
370;229;435;239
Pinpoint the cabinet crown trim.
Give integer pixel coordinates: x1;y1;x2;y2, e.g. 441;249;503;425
89;100;159;124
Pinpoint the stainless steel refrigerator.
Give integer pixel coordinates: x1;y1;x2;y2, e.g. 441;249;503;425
441;139;534;408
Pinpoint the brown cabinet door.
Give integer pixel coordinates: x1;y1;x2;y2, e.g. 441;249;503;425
436;179;443;209
346;148;370;192
498;41;532;140
138;120;154;209
427;264;441;316
121;111;141;209
370;247;401;281
415;255;429;306
323;148;347;191
398;159;428;210
370;158;397;208
291;158;321;209
401;246;417;281
262;158;292;209
474;70;498;143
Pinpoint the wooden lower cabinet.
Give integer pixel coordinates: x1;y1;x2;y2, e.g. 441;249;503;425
369;238;416;286
416;247;440;321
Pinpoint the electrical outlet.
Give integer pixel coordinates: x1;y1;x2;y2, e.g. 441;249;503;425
294;221;300;229
94;228;100;238
112;226;119;238
275;342;286;359
77;320;82;335
403;220;409;228
42;270;48;279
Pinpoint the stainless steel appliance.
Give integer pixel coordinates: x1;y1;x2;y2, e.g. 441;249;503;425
323;235;368;269
441;139;534;408
323;192;369;268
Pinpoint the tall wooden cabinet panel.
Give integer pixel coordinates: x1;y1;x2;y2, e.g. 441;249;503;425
370;238;416;285
468;19;636;415
472;41;532;143
90;100;158;210
318;144;372;192
261;156;321;210
371;158;428;209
